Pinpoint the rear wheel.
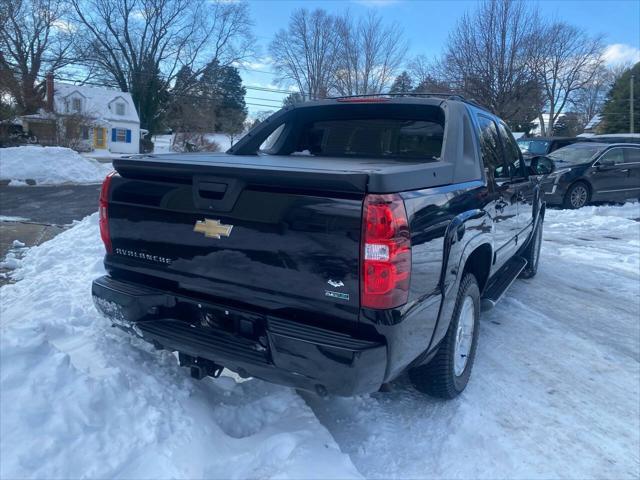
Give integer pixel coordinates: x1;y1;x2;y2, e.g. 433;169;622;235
564;182;590;209
520;217;543;279
409;273;480;399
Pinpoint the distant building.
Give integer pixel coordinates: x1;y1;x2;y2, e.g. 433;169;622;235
21;73;141;154
529;113;566;137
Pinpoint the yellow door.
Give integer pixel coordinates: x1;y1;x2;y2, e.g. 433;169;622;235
94;128;106;148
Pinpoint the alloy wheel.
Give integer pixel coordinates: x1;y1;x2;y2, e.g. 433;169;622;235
570;185;588;208
454;296;475;377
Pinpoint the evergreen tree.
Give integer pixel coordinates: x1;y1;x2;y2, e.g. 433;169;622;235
552;112;582;137
389;71;413;94
600;62;640;134
199;60;247;133
167;66;209;134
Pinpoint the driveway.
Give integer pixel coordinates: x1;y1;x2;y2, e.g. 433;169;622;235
0;184;101;284
0;184;101;224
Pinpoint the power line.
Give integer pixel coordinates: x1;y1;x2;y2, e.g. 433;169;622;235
5;66;299;96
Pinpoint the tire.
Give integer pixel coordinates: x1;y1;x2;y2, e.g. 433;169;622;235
409;273;480;399
563;181;590;209
520;217;543;279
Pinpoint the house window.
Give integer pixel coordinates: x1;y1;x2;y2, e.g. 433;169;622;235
116;128;127;142
72;98;82;113
81;126;90;140
115;102;125;115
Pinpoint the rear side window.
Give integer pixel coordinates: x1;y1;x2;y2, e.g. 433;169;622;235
477;115;507;179
624;148;640;163
293;119;444;160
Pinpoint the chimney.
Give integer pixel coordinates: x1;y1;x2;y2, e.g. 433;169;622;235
45;72;54;112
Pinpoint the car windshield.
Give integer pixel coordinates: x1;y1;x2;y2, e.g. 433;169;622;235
518;139;550;155
548;144;604;164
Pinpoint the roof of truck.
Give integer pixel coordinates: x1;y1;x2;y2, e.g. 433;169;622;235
285;93;491;114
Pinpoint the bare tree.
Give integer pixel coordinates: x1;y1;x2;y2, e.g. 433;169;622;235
333;11;407;95
70;0;254;133
408;55;443;88
0;0;73;114
442;0;542;124
269;8;340;99
531;22;604;135
571;65;615;129
407;55;454;94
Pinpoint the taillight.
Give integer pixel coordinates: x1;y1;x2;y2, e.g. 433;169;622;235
99;171;115;253
361;194;411;309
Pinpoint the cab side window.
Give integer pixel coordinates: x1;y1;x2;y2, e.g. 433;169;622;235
599;148;625;165
498;122;525;178
477;115;507;180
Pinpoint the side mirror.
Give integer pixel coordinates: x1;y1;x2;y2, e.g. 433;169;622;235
598;158;615;169
530;156;554;175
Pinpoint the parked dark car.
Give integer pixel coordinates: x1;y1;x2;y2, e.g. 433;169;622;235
586;134;640;144
530;142;640;208
92;95;544;399
517;136;585;159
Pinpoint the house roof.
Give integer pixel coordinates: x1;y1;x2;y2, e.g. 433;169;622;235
54;83;140;124
584;114;602;131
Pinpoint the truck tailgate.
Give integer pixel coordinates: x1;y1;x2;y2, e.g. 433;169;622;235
106;155;365;326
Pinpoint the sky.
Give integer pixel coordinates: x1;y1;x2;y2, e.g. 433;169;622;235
238;0;640;115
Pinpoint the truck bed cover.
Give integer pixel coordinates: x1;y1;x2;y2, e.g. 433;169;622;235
113;153;455;194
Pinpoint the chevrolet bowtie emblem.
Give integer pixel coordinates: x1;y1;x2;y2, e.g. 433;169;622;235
194;219;233;239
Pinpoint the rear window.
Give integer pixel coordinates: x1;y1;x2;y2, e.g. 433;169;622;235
293;118;444;160
518;139;550;155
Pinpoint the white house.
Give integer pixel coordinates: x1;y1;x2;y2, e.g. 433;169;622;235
52;82;141;154
21;74;142;154
529;113;566;137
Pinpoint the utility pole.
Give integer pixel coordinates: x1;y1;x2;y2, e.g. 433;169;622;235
631;74;635;134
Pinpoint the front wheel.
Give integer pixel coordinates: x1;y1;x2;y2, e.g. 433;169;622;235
409;273;480;399
564;182;590;209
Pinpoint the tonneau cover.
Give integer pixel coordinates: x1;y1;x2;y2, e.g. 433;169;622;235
113;153;455;194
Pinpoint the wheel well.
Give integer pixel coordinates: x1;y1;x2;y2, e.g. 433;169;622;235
462;244;492;294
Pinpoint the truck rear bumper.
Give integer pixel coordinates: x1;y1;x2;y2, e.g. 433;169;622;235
92;275;387;396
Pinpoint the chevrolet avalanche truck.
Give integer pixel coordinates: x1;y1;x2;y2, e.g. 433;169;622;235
92;95;544;399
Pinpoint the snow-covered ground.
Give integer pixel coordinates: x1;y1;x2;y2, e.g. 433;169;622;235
1;204;639;479
0;146;113;185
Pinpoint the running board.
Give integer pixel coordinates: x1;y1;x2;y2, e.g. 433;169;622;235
481;256;527;311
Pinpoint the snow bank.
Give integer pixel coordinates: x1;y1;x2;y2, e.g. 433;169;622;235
0;146;112;185
0;214;360;479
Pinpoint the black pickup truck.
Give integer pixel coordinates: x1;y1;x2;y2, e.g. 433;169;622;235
92;96;544;399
